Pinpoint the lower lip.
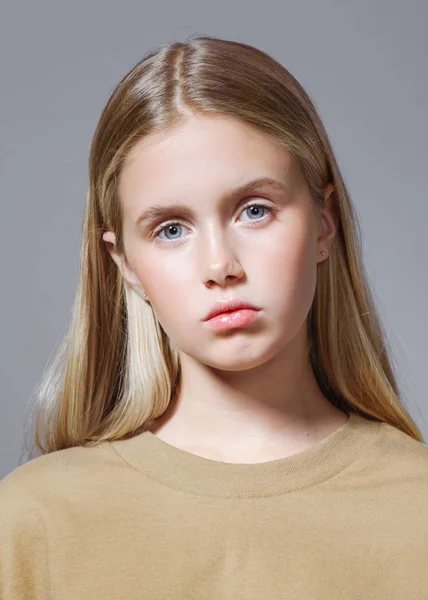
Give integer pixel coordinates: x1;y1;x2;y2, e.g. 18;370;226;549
204;309;260;331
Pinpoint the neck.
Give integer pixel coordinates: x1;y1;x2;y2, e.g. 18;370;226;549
148;327;348;462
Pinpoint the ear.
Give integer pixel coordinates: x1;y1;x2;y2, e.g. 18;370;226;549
102;231;147;297
316;183;338;262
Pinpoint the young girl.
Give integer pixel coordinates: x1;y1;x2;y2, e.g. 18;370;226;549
1;35;427;599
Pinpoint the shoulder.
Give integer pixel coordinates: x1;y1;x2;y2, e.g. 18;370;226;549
0;441;118;522
374;418;428;483
0;445;119;592
378;418;428;456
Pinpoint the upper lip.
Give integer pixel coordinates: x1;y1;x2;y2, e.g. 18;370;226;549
203;299;261;321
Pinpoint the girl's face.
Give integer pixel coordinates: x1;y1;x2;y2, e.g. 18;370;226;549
104;114;336;370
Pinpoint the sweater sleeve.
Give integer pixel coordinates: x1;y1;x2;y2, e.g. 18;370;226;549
0;472;50;599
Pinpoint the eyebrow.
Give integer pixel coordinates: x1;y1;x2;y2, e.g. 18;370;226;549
134;176;289;229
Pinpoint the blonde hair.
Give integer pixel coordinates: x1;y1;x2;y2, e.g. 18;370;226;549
21;35;425;462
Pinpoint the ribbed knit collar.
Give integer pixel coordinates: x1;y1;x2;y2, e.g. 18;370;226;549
108;412;381;499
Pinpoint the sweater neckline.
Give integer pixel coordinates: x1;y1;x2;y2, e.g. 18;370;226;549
108;412;381;498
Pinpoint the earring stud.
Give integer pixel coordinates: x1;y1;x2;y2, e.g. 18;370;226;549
321;250;327;256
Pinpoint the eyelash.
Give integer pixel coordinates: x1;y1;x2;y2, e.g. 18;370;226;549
152;202;275;243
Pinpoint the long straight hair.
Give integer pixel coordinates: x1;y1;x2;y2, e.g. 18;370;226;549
21;35;425;462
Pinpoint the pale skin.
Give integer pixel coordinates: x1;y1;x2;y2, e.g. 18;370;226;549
103;113;349;464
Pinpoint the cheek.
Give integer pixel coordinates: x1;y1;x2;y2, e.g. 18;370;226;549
140;256;200;349
131;250;195;328
138;256;188;295
255;221;317;314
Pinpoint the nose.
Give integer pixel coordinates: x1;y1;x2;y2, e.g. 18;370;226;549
199;229;245;289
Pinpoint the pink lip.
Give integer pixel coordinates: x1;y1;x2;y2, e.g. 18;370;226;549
204;308;260;331
203;299;261;322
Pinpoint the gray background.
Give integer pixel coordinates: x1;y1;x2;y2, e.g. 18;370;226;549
1;0;427;480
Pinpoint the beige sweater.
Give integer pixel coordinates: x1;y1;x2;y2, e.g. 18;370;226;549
1;411;428;599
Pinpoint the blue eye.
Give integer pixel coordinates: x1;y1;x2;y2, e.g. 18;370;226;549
154;202;272;243
158;223;183;242
242;203;269;221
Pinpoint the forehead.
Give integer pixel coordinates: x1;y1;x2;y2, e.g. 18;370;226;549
119;114;301;208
